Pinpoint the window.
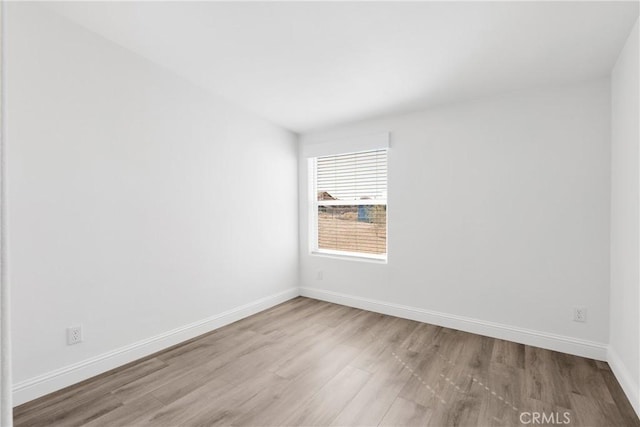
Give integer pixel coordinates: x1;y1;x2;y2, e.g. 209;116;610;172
311;149;388;260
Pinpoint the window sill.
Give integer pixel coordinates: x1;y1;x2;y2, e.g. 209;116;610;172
310;249;388;264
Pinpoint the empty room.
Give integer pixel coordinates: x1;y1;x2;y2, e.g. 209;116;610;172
0;1;639;426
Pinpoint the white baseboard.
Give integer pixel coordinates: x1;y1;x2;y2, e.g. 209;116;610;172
13;287;299;406
299;287;608;361
607;346;640;418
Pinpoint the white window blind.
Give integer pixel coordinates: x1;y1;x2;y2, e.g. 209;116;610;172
313;149;388;258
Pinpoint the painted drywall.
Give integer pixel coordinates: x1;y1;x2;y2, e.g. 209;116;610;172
0;1;13;423
610;18;640;416
7;3;298;403
299;80;611;358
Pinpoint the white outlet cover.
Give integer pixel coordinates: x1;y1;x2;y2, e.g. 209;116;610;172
573;308;587;322
67;326;83;345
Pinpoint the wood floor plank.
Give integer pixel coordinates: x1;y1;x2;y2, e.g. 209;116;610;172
141;378;230;426
348;315;401;373
555;352;615;404
455;331;495;379
397;347;459;409
327;310;386;349
147;331;273;406
113;331;254;403
282;365;371;426
427;392;482;427
83;394;164;427
19;393;123;427
271;326;345;379
14;297;640;427
230;343;365;426
379;396;433;426
375;316;420;347
400;323;443;356
179;371;289;427
491;338;525;370
524;346;573;409
14;357;166;426
265;322;340;376
569;392;625;427
420;351;482;427
330;348;412;426
475;363;525;426
239;297;329;336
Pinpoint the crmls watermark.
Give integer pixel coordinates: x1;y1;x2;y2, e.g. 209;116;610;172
519;411;572;425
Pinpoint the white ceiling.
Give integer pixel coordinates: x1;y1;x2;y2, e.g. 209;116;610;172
47;1;639;133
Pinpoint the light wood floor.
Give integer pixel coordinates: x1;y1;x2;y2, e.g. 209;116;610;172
15;297;640;426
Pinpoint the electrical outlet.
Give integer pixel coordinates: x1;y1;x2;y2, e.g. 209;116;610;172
317;270;323;280
67;326;83;345
573;307;587;323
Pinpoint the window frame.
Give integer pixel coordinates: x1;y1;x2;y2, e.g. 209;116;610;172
309;149;388;263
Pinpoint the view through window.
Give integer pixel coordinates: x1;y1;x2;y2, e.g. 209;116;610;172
313;149;388;258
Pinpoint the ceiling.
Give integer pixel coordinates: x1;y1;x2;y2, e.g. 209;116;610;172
47;1;639;133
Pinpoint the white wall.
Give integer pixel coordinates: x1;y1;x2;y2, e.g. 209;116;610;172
299;80;612;359
7;3;298;404
610;18;640;417
0;3;14;423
